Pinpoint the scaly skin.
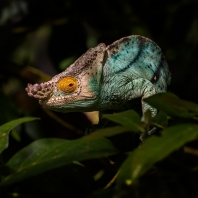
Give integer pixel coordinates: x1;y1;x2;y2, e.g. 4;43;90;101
25;35;171;121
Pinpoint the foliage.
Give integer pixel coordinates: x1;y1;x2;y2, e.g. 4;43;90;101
0;0;198;197
0;93;198;197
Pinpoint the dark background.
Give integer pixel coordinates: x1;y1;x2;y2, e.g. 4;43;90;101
1;1;198;197
0;0;198;143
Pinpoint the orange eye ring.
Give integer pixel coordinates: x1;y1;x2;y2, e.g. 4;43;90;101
58;76;78;93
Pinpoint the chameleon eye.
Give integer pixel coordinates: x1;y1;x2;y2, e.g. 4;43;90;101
58;76;78;93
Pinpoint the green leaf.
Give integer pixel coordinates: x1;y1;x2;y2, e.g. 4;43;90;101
10;163;96;197
117;124;198;185
151;111;168;129
0;117;39;154
0;137;118;187
103;110;144;133
85;126;131;140
144;92;198;118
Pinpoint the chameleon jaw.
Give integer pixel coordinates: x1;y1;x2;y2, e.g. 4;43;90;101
37;94;98;113
38;95;76;107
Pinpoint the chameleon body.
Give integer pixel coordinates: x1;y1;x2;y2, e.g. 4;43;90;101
26;35;171;121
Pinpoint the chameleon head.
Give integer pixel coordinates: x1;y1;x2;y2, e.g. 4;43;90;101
25;76;81;111
25;43;107;112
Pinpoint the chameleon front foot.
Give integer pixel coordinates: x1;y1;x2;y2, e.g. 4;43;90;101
139;127;157;142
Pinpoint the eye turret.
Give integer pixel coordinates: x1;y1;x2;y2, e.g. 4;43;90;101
58;77;78;93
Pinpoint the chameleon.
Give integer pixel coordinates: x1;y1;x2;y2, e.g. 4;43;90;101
25;35;171;131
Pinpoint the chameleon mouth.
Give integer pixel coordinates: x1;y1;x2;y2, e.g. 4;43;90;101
39;95;74;106
25;82;54;100
39;93;96;110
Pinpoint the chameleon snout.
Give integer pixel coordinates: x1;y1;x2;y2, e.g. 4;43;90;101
25;82;53;100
